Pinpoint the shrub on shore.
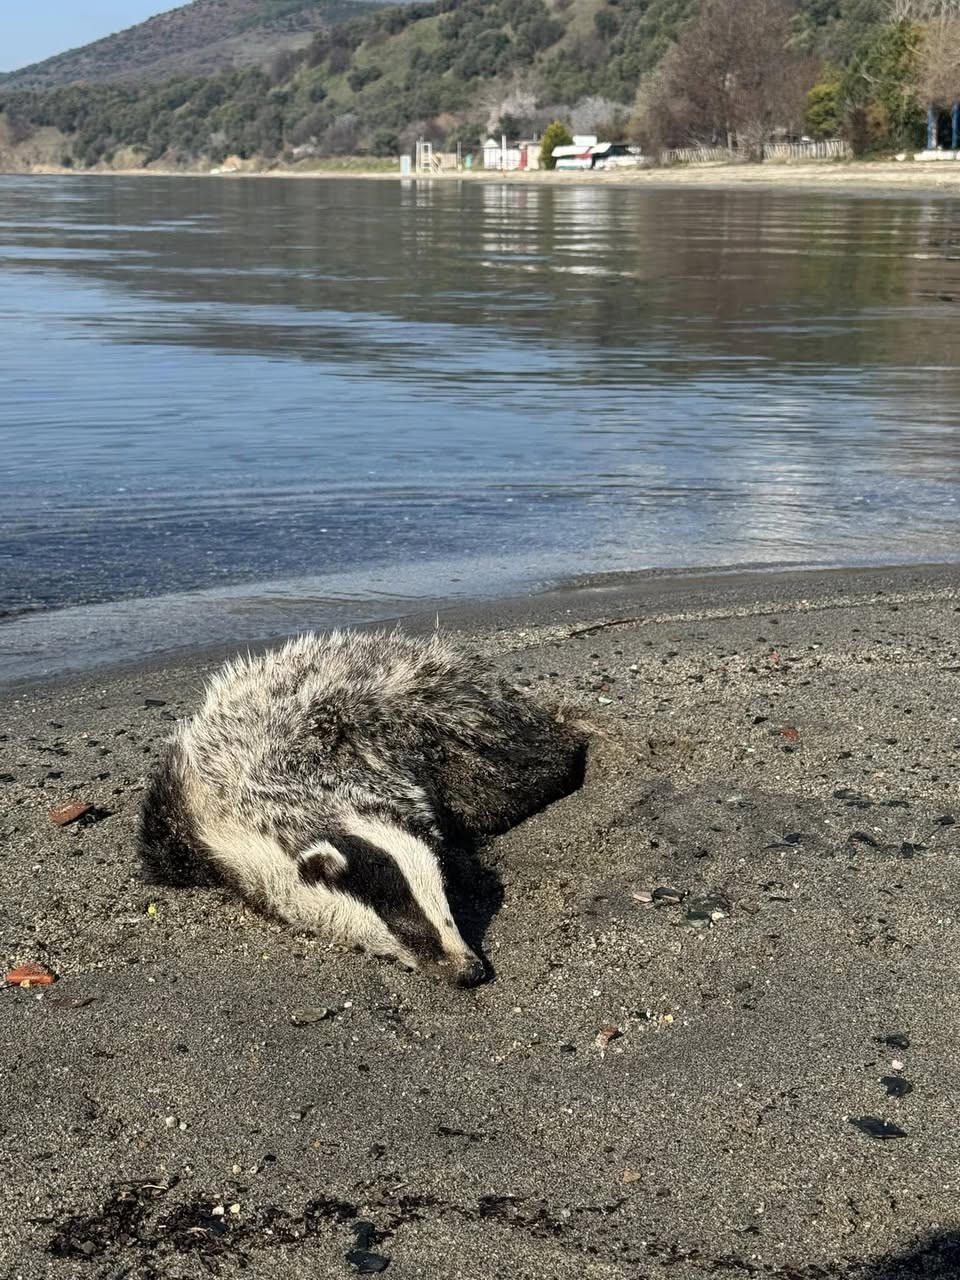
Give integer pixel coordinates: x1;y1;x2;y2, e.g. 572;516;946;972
539;119;573;169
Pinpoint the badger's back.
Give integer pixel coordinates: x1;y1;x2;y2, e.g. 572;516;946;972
186;628;584;838
430;684;585;837
139;629;585;884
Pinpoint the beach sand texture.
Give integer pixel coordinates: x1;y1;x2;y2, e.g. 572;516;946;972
1;563;959;1278
15;158;960;196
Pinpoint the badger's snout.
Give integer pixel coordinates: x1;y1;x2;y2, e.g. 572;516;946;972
451;951;487;987
421;948;487;987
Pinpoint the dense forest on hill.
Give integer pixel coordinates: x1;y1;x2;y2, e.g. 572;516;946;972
0;0;953;169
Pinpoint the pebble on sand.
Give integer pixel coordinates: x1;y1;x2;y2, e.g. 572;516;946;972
652;887;685;906
291;1007;334;1025
5;962;55;987
875;1033;911;1050
49;801;93;826
849;1116;908;1140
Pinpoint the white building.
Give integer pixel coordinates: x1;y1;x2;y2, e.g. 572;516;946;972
481;138;542;170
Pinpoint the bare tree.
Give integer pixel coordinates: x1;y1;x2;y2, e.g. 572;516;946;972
319;113;361;156
902;2;960;112
569;96;626;135
888;0;960;19
890;0;960;120
633;0;815;156
917;20;960;107
478;81;539;136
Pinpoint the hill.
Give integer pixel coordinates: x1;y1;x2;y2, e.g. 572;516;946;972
0;0;905;169
0;0;400;91
0;0;710;166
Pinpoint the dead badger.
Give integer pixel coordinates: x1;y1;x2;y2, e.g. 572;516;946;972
139;629;584;985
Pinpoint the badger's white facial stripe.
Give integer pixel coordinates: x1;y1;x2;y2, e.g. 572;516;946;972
197;821;418;962
196;813;477;978
297;840;348;881
198;818;294;904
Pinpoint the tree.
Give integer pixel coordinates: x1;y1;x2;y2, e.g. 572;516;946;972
540;119;573;168
569;95;625;135
347;64;383;92
913;7;960;111
496;113;524;138
480;82;539;135
319;112;360;155
806;68;845;134
794;0;889;62
594;9;620;39
635;0;816;154
370;127;399;155
516;14;563;56
842;18;925;148
446;120;484;151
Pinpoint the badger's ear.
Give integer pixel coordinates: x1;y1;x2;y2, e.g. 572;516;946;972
296;840;349;885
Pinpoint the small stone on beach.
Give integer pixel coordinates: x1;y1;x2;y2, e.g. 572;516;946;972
45;994;95;1009
346;1250;389;1274
875;1033;910;1050
49;801;93;826
291;1007;333;1025
686;894;731;924
5;963;55;987
881;1075;913;1098
595;1026;622;1051
850;1116;907;1140
347;1224;389;1274
652;887;684;905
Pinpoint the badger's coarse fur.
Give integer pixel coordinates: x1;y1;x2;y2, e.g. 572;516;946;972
138;629;585;984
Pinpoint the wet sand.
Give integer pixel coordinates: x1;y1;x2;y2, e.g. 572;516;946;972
2;562;960;1278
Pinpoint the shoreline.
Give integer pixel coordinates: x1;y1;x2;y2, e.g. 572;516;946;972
2;559;960;1278
10;158;960;196
4;558;960;693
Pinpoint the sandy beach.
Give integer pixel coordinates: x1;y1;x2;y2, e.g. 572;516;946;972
2;562;960;1278
14;158;960;196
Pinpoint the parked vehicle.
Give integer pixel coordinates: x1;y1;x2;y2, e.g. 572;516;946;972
551;140;644;170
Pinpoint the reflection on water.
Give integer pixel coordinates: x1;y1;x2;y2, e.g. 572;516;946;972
1;174;959;628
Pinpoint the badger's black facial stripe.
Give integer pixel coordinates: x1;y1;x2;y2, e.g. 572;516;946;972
299;833;446;963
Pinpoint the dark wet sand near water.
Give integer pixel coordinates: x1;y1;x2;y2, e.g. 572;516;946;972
2;562;960;1279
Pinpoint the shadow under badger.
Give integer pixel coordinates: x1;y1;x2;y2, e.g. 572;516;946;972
139;630;585;985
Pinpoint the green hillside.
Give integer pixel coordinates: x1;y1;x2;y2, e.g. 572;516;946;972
0;0;921;170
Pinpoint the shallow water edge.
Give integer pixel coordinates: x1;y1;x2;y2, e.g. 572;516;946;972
3;558;957;695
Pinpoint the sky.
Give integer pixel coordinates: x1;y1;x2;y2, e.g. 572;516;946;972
2;2;174;72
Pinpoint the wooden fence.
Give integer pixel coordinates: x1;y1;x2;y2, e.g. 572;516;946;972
762;139;850;160
660;139;850;166
661;146;732;165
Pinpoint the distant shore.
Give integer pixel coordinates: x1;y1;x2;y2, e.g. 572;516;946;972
12;158;960;195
